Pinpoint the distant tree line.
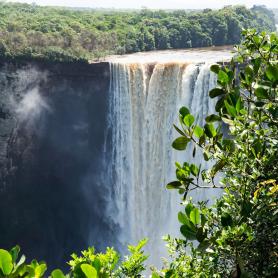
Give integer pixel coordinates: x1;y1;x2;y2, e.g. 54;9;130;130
0;3;276;62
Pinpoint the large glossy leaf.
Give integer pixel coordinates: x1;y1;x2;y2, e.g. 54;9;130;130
180;224;197;240
218;70;229;84
204;123;217;138
0;249;13;275
172;137;190;150
193;125;203;138
179;106;190;117
51;269;66;278
266;64;278;81
190;164;199;176
215;96;225;112
190;208;201;225
224;100;237;117
178;212;188;224
183;114;195;127
81;264;97;278
210;64;220;74
209;88;225;98
35;263;47;278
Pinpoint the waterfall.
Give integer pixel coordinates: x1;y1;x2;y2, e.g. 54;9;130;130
108;61;218;265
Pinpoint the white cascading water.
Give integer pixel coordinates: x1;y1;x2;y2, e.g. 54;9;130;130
107;49;231;265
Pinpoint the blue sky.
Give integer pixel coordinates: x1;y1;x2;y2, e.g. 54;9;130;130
7;0;278;9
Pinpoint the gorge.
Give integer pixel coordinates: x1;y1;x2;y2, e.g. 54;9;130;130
0;48;231;269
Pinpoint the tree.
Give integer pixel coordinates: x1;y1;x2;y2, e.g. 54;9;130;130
159;29;278;277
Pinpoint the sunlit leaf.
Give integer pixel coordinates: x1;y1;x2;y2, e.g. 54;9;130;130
172;137;190;150
81;264;97;278
0;249;13;275
190;208;201;225
183;114;195;127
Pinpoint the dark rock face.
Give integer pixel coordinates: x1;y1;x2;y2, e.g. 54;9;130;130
0;60;116;270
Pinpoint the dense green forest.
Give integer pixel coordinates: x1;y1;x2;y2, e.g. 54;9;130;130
0;3;276;62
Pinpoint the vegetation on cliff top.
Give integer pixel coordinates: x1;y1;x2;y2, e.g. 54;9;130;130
0;3;276;62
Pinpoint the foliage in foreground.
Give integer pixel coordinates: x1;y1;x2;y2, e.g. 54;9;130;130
160;29;278;277
0;2;276;62
0;239;148;277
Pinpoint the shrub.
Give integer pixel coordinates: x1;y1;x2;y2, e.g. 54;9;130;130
159;29;278;277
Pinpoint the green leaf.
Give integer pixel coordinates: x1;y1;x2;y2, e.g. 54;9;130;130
224;100;237;117
81;264;97;278
190;208;201;225
172;137;190;151
193;125;203;138
51;269;66;278
9;246;20;263
166;181;182;189
0;249;13;275
209;88;225;98
180;224;197;240
183;114;195;127
205;114;221;123
179;106;190;117
173;124;185;136
266;64;278;81
185;203;195;217
178;188;185;195
204;123;217;138
215;97;225;112
92;258;101;273
35;263;47;278
210;64;220;74
178;212;188;224
218;70;229;84
190;164;198;176
254;87;268;99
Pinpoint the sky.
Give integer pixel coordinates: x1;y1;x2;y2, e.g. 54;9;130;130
6;0;278;9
